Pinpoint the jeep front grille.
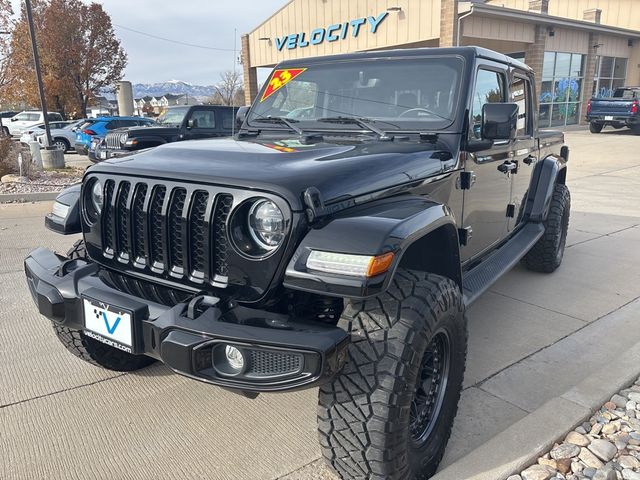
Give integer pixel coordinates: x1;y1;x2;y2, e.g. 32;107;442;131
105;133;121;149
101;179;233;286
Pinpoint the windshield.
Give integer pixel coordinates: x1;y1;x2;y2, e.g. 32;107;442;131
14;112;40;122
248;56;464;131
613;89;639;99
157;107;190;126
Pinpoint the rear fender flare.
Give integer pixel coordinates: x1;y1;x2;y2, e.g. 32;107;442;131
283;196;461;299
526;151;568;222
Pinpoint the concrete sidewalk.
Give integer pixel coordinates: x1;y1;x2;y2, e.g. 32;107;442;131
0;129;639;479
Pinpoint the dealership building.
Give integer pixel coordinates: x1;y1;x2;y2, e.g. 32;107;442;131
241;0;640;127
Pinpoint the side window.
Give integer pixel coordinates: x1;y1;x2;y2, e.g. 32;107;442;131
471;69;505;139
219;109;234;130
190;110;216;129
121;120;137;127
104;121;118;130
511;77;532;137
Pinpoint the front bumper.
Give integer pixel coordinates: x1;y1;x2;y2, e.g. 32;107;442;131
24;247;349;393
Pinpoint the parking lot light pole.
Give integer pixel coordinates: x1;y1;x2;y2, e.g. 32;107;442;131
24;0;53;148
0;31;9;135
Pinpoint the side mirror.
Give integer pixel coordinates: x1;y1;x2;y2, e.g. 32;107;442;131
481;103;518;141
187;118;197;129
10;117;16;122
236;106;250;130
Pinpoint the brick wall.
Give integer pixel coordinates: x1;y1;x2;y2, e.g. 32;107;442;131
241;35;259;106
440;0;459;47
525;25;547;111
579;33;601;124
528;0;549;14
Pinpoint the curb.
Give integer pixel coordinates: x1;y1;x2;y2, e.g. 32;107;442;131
432;342;640;480
0;192;59;203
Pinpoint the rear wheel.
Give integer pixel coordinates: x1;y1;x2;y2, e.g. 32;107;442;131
522;183;571;273
51;240;155;372
318;271;467;479
589;122;604;133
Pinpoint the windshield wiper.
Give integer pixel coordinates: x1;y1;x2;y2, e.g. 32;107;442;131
252;116;304;135
316;116;393;141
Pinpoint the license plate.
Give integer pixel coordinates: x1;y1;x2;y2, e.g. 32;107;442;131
605;116;614;121
83;298;133;353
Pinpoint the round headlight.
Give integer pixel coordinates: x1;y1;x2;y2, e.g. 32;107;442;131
248;200;285;250
119;133;128;145
91;180;103;214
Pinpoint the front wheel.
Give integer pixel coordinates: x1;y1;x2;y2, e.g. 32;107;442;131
51;240;155;372
52;138;70;152
589;121;604;133
318;271;467;479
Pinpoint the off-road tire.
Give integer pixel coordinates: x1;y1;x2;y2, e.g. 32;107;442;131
589;122;604;133
631;125;640;135
521;183;571;273
318;271;467;480
51;240;155;372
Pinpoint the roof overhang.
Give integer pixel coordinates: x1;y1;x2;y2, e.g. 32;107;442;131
459;2;640;39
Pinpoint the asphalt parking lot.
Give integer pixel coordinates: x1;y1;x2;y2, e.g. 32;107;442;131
1;128;639;480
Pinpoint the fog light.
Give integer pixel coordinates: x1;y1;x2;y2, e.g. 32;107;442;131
212;343;247;377
225;345;245;371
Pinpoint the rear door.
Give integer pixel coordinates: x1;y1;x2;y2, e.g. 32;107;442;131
508;73;536;231
217;108;235;136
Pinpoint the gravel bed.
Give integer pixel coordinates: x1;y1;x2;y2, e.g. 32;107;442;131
510;377;640;480
0;169;83;194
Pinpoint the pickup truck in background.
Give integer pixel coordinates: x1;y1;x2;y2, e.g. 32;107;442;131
95;105;238;161
587;87;640;134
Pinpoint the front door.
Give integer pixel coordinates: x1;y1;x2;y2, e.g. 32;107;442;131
185;109;218;140
461;67;513;262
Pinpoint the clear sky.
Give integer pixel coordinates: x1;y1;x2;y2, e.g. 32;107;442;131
8;0;288;85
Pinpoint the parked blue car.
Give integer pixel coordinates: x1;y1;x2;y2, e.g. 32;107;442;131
74;116;154;157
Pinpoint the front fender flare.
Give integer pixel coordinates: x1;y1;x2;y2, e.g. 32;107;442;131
44;183;82;235
283;196;460;299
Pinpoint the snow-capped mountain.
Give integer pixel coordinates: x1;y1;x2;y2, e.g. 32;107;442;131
132;80;216;99
101;81;216;100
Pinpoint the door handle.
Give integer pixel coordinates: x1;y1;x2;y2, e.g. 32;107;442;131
523;155;537;165
497;161;518;174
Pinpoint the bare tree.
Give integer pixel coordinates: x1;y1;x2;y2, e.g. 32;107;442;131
211;70;244;106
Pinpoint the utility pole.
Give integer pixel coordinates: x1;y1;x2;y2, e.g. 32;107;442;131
0;30;9;136
24;0;53;148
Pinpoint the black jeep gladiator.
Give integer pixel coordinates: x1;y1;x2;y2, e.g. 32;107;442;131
25;47;569;479
96;105;238;161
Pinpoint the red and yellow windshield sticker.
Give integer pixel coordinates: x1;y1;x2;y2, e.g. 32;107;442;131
260;68;307;102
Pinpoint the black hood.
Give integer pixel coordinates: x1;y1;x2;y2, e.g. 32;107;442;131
114;125;180;136
91;136;454;210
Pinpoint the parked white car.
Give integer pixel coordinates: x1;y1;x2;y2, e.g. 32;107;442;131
7;111;64;137
19;121;73;146
36;119;86;152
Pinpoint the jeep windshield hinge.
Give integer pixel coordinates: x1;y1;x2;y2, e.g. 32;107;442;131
458;171;476;190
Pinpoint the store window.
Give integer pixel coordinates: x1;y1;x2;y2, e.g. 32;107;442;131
593;56;628;98
539;51;585;127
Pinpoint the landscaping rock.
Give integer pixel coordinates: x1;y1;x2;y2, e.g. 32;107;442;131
552;444;581;460
580;448;605;468
589;439;618;462
566;431;591;447
521;464;557;480
621;469;640;480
